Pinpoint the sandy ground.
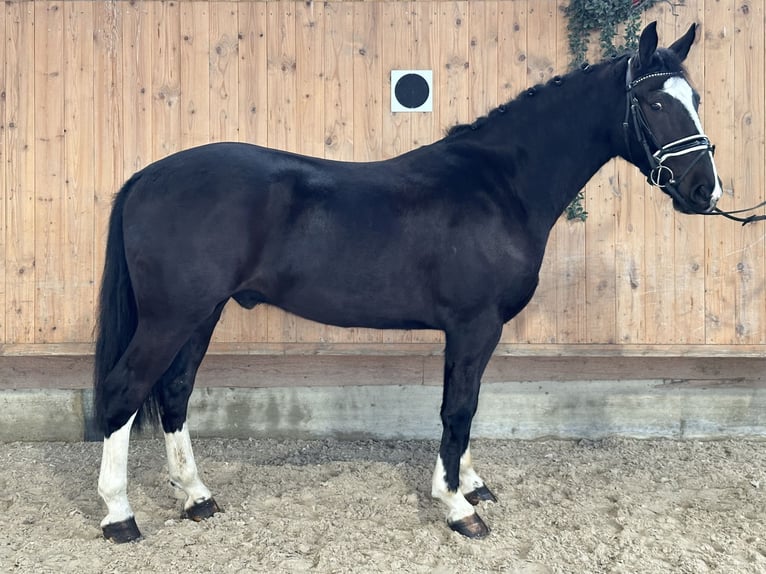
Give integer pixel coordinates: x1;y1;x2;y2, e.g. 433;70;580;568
2;437;766;574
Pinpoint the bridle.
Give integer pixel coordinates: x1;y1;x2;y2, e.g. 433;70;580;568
622;59;766;225
622;62;714;210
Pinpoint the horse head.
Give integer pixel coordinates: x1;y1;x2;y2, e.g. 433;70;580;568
623;22;722;214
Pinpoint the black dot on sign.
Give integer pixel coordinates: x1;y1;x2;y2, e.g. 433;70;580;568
394;73;429;109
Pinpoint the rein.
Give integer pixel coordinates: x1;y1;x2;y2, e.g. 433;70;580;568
622;60;766;225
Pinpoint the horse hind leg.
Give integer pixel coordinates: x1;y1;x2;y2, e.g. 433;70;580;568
158;303;226;522
97;315;210;543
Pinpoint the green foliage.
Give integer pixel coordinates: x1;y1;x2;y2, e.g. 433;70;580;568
565;0;657;69
564;191;589;222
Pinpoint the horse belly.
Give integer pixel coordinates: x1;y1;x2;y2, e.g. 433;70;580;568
251;229;537;332
253;250;437;330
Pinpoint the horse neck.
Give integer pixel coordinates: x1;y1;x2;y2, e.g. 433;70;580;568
469;60;628;230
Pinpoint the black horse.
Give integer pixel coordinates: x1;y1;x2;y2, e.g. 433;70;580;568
94;22;721;542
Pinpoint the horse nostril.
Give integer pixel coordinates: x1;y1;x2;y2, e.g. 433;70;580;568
694;185;714;211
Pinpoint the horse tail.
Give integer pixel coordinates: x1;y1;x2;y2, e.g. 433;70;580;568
93;174;160;436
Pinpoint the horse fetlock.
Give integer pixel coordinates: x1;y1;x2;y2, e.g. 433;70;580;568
432;455;476;524
459;465;485;493
98;471;133;528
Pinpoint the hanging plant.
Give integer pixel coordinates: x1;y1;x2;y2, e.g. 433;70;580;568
562;0;660;221
565;0;659;69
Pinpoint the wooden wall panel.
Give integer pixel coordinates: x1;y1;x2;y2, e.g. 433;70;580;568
62;2;95;342
0;3;6;343
5;1;36;344
703;0;738;345
150;1;181;160
180;1;211;149
93;2;124;312
437;2;470;136
352;1;383;163
1;0;765;358
121;2;153;184
468;2;498;124
210;2;239;143
733;0;765;343
238;1;268;147
34;2;65;343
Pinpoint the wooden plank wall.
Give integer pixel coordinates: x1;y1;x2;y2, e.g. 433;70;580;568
1;0;764;356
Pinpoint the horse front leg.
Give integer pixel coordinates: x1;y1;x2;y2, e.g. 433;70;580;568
431;318;502;538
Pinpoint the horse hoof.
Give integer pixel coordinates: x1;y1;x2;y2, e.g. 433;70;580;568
182;497;222;522
102;516;142;543
465;485;498;506
448;513;491;539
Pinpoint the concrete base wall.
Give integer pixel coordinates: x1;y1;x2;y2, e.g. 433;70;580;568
3;379;766;442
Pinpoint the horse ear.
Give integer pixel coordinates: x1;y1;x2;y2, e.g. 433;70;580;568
637;21;658;69
668;23;697;62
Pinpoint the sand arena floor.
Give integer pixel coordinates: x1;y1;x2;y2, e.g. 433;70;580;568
2;436;766;573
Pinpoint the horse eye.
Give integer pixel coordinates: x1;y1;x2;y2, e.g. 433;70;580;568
650;102;663;111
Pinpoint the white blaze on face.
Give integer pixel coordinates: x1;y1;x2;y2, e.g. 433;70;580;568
662;76;723;204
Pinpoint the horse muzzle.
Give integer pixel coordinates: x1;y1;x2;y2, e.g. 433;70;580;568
669;182;719;215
